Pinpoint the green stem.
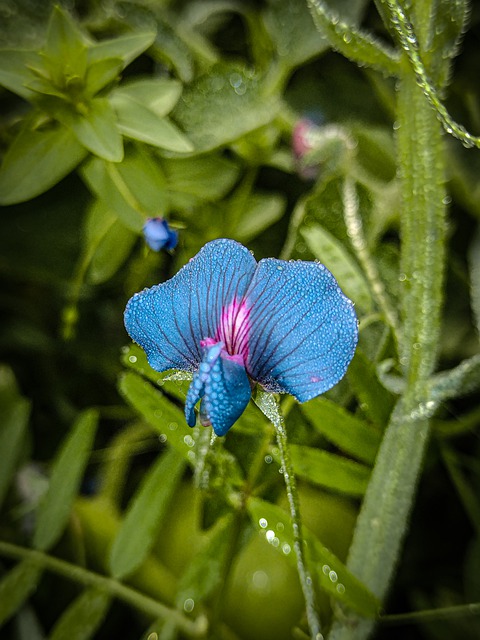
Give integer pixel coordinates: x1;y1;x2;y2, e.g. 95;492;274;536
382;0;480;149
380;602;480;625
329;63;447;640
254;392;321;640
341;176;400;342
0;540;207;637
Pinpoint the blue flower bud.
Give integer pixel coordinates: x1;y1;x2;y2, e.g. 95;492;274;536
143;217;178;251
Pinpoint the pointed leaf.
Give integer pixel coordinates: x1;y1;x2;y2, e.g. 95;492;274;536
119;371;196;462
288;444;370;497
247;498;380;617
427;354;480;411
88;32;156;67
43;6;88;85
55;98;123;162
469;225;480;337
80;150;167;231
112;94;193;152
112;78;182;117
110;448;186;579
0;391;30;510
49;588;111;640
0;560;42;628
0;49;40;100
84;57;123;97
33;409;98;551
83;200;137;284
300;397;380;465
0;124;87;205
302;224;373;312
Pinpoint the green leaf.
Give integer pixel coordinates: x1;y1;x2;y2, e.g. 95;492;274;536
0;49;41;100
305;0;399;76
302;224;373;312
54;98;123;162
173;64;279;153
469;226;480;337
0;376;30;510
175;514;234;606
43;6;88;86
0;123;87;205
235;193;286;242
347;350;395;428
300;397;381;465
288;444;370;497
88;32;156;68
160;154;239;208
33;409;98;552
247;498;380;617
0;560;42;628
84;57;123;97
119;371;197;463
49;588;111;640
112;78;182;117
111;93;193;153
110;448;186;579
83;200;137;285
80;149;168;231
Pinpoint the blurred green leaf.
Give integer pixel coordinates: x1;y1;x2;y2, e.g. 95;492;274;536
347;350;395;428
300;397;380;465
49;588;111;640
469;226;480;337
83;200;137;284
87;32;156;67
112;94;193;153
54;98;123;162
110;448;186;579
119;371;196;462
0;123;87;205
0;368;30;510
112;78;182;117
14;605;45;640
288;445;370;496
247;498;380;617
175;514;234;607
235;193;286;242
0;49;40;99
42;6;88;84
84;57;123;97
33;409;98;552
81;149;167;231
0;560;42;628
302;224;373;312
173;64;279;153
160;154;239;209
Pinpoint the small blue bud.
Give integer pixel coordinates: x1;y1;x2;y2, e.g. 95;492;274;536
143;217;178;251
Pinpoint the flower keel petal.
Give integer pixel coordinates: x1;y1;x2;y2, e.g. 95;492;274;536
185;342;251;436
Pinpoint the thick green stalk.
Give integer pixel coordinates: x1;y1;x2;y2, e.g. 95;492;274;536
329;67;447;639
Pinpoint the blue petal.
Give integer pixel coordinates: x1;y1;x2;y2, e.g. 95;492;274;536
185;342;251;436
124;239;257;373
245;258;358;402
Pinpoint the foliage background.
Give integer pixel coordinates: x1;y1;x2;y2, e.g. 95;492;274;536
0;1;480;639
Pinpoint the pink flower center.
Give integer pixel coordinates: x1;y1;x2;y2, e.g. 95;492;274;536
200;298;251;365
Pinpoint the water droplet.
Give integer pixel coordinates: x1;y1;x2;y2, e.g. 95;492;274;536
266;529;275;542
169;422;177;430
183;598;195;612
264;454;273;464
184;435;195;447
159;434;167;443
252;570;269;591
147;633;158;640
154;409;163;418
329;570;338;582
322;564;331;575
336;583;345;594
276;522;284;532
442;195;452;205
282;543;291;555
259;518;268;529
398;273;407;282
128;355;137;363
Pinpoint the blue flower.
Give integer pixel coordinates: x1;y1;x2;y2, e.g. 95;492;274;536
124;239;358;436
143;217;178;251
